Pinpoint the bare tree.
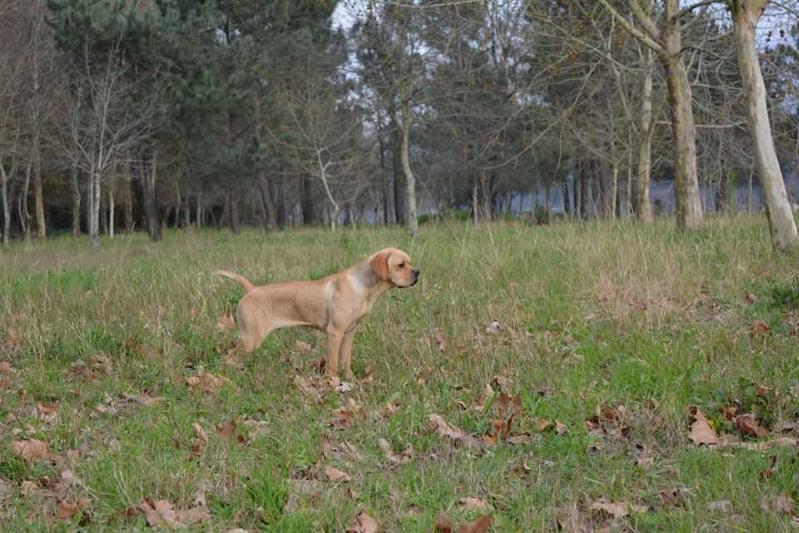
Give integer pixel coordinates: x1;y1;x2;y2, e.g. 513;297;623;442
727;0;798;249
62;43;154;247
596;0;704;230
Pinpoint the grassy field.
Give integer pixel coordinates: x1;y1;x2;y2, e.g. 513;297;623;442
1;217;798;531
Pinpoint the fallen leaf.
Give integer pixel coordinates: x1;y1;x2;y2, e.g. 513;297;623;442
192;423;209;444
216;314;236;331
11;439;49;463
506;433;536;445
138;498;210;528
751;320;770;336
435;512;492;533
216;418;237;439
459;497;490;511
745;293;758;304
760;493;795;515
589;498;647;518
323;466;351;482
434;328;447;352
186;371;226;394
460;514;493;533
346;510;378;533
554;420;568;435
56;500;80;520
428;414;481;446
735;414;768;438
36;403;58;422
0;361;14;374
330;398;363;429
689;408;718;446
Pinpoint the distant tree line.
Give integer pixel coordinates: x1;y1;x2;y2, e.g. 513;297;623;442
0;0;797;249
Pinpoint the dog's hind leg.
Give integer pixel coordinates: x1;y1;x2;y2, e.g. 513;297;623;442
236;302;271;353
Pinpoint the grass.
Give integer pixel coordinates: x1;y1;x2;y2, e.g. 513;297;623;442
0;216;798;531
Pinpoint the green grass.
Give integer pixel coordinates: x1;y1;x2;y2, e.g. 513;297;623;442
1;217;798;530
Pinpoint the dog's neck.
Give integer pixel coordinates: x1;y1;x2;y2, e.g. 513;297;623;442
351;260;392;292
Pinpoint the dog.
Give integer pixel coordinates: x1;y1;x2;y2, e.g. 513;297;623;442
216;248;419;379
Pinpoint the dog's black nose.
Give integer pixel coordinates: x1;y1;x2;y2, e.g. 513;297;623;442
412;268;420;277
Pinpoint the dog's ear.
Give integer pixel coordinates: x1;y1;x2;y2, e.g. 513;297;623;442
368;250;392;281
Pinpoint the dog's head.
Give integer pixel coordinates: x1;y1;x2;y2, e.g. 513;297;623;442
368;248;419;288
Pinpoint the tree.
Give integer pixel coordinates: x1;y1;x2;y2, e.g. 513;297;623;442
727;0;798;250
596;0;704;230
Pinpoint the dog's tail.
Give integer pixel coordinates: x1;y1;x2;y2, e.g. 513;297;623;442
216;270;255;293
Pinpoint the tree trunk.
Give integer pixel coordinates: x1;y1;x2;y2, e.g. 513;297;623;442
300;175;314;226
400;107;417;237
89;168;101;247
392;126;405;225
1;164;10;245
661;16;703;230
20;155;32;241
150;150;161;241
68;164;80;238
229;189;241;235
196;191;203;229
108;181;115;238
33;138;45;239
732;1;798;250
123;166;134;232
258;174;278;231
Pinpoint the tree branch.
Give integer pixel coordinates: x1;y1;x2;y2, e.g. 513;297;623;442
596;0;665;56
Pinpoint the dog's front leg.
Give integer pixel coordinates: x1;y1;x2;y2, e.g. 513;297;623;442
339;329;356;381
325;329;343;377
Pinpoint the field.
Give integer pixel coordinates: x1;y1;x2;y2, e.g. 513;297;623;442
1;217;798;531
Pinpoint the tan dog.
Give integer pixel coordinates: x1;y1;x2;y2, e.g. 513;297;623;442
216;248;419;379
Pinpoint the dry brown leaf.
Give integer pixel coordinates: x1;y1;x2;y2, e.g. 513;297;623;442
459;497;490;512
589;498;647;518
192;423;209;444
554;420;568;435
11;439;49;463
36;403;58;422
506;433;536;445
323;466;351;483
346;510;379;533
428;414;481;446
216;314;236;331
55;500;80;520
330;398;363;429
0;361;14;374
216;418;237;439
760;494;795;515
138;498;210;528
734;414;768;438
460;514;493;533
435;512;493;533
751;320;770;336
434;328;447;352
186;371;226;394
689;408;718;446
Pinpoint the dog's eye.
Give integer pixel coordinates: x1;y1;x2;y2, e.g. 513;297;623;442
398;262;405;268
